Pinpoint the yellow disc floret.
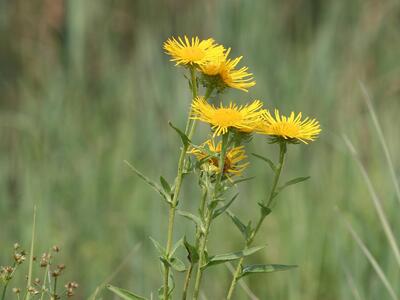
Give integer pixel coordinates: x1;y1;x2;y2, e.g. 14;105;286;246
188;139;249;178
191;97;264;136
163;36;225;66
200;48;256;92
257;109;321;144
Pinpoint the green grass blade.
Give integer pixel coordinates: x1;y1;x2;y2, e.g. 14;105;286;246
343;135;400;269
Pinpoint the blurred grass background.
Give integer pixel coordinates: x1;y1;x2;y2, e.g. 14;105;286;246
1;0;400;299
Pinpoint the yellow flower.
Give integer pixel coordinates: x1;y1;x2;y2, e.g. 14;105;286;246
257;109;321;144
188;139;249;178
191;97;264;136
163;36;225;66
200;48;256;92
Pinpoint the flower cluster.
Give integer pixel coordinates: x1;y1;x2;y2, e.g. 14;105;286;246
164;35;255;92
111;35;322;300
164;35;321;149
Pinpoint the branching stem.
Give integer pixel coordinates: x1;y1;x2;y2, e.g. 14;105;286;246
226;142;287;300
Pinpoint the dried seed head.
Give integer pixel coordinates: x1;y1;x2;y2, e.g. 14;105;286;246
14;253;26;264
12;288;20;294
34;278;41;285
3;266;14;274
65;281;78;297
13;243;20;250
52;269;60;277
28;287;39;295
52;245;60;253
40;253;51;267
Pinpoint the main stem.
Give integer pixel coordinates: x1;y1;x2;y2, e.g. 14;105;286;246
193;133;229;300
181;187;207;300
226;142;287;300
163;67;198;300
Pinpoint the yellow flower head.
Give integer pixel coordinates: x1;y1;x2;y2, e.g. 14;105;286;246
258;109;321;144
163;36;225;66
188;139;249;178
191;97;264;136
200;48;256;92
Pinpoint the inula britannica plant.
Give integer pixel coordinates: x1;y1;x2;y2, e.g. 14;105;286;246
108;35;321;300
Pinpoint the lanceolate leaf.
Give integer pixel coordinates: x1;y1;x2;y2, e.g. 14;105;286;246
213;193;239;219
171;238;183;257
204;245;266;268
276;176;310;194
226;210;248;238
124;160;171;204
184;236;199;263
231;176;255;186
169;121;190;148
177;210;204;232
160;176;172;195
149;237;165;256
107;284;147;300
252;153;276;172
168;257;186;272
258;202;272;217
239;264;298;278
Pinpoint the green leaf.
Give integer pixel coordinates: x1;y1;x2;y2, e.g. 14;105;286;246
213;193;239;219
184;236;199;263
124;160;171;204
231;176;255;186
226;210;248;238
276;176;310;195
168;257;186;272
177;210;204;232
171;238;183;257
107;284;147;300
204;245;266;268
258;202;272;217
160;176;172;195
239;264;298;278
169;122;190;148
252;153;276;172
149;237;165;256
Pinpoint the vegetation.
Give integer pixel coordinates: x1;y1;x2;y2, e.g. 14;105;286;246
1;1;400;299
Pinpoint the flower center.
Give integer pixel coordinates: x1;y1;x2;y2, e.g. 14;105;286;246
202;62;222;76
213;109;242;126
272;122;301;137
181;47;205;61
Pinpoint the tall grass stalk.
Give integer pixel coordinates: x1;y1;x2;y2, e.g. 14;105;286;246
359;82;400;204
24;205;37;300
343;136;400;268
341;214;398;300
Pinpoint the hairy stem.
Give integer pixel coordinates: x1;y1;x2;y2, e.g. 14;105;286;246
181;187;207;300
163;67;198;300
226;142;287;300
181;262;193;300
193;133;229;300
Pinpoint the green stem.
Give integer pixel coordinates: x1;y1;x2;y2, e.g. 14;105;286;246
2;262;19;300
1;282;9;300
163;66;198;300
226;142;287;300
52;277;58;300
181;263;193;300
39;252;50;300
193;133;229;300
181;188;208;300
